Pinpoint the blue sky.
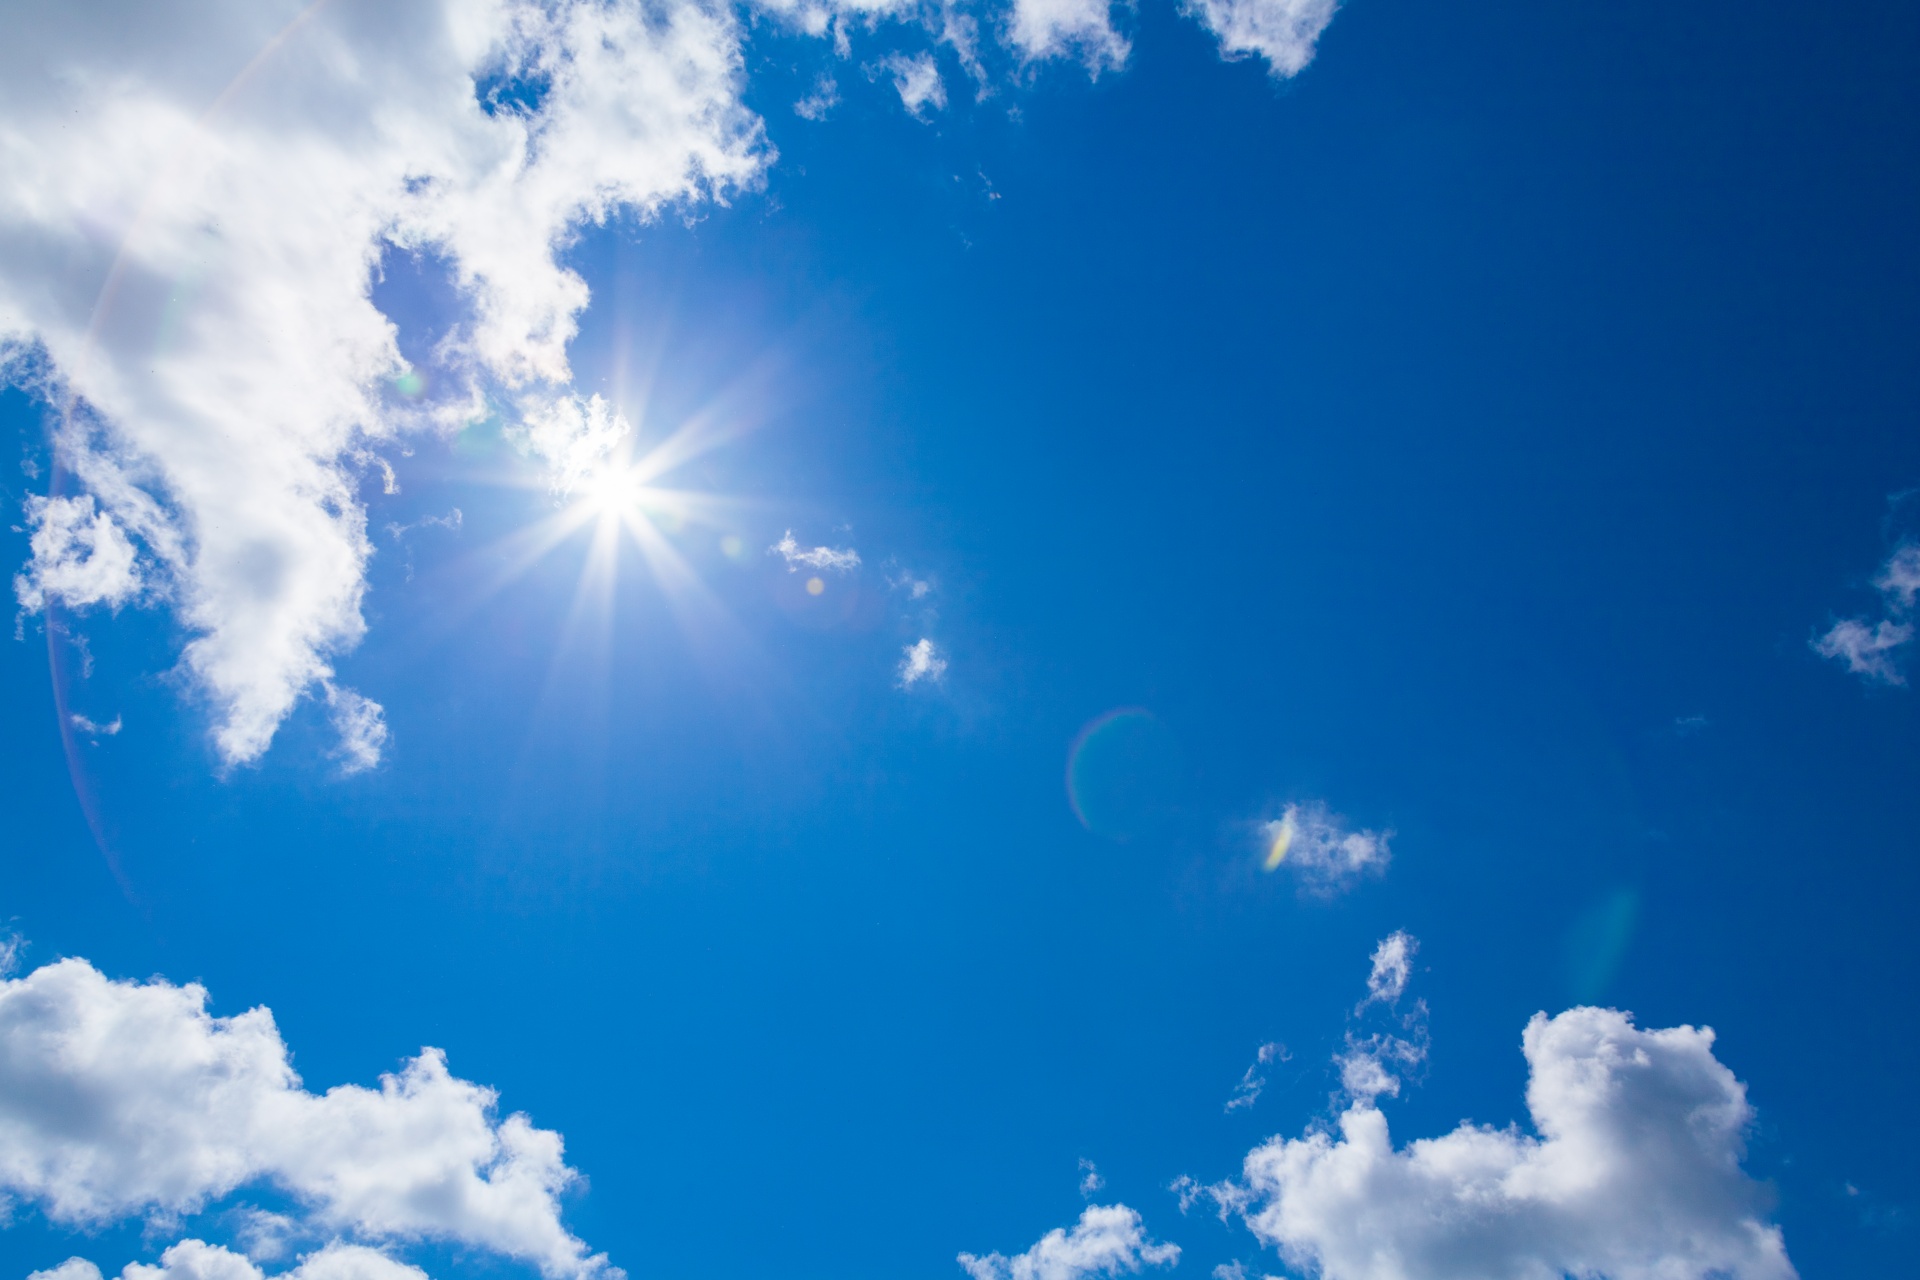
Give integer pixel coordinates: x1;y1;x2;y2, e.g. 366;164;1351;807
2;1;1917;1278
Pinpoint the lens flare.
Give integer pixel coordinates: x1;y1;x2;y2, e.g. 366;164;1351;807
1263;811;1295;871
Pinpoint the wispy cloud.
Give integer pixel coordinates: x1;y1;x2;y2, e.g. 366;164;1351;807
1079;1158;1106;1197
770;531;862;573
1816;543;1920;685
898;637;948;687
325;683;389;776
876;53;947;117
1224;1042;1287;1113
68;713;122;739
1258;800;1391;895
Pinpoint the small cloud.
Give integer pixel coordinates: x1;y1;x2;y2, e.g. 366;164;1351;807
27;1261;101;1280
898;637;948;687
875;52;946;118
1670;714;1709;736
386;508;463;540
1224;1042;1287;1113
1815;617;1912;685
1184;0;1339;78
1360;931;1417;1010
794;74;839;121
770;531;860;573
1816;541;1920;685
1258;801;1391;895
1210;1264;1245;1280
1079;1158;1105;1197
324;684;388;775
69;713;123;738
13;495;143;614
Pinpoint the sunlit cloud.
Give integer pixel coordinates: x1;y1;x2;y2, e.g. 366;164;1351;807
1258;801;1390;895
770;531;861;573
898;637;948;687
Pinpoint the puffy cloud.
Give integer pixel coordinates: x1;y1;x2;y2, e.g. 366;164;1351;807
1078;1158;1106;1197
324;683;389;775
0;957;609;1279
13;495;143;613
1226;1007;1796;1280
959;1205;1180;1280
898;636;948;686
877;52;949;117
1005;0;1128;71
1259;801;1390;894
28;1261;103;1280
126;1243;426;1280
1183;0;1336;77
770;531;861;573
0;0;764;767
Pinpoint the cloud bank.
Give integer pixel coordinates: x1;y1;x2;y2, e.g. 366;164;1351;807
0;957;608;1279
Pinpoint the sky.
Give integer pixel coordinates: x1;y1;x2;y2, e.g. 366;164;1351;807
0;1;1917;1278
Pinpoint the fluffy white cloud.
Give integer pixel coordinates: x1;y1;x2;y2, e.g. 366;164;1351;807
0;957;609;1279
35;1242;429;1280
1006;0;1129;71
13;495;143;613
1226;1007;1795;1280
0;0;765;766
1184;0;1336;77
1260;801;1390;894
959;1205;1180;1280
770;530;861;573
898;636;948;686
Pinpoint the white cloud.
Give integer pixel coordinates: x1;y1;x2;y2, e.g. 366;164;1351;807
1225;1006;1796;1280
0;0;765;768
13;495;143;613
29;1263;103;1280
959;1205;1180;1280
1079;1158;1106;1197
1184;0;1336;77
1006;0;1128;71
512;394;633;498
898;637;948;686
0;957;611;1280
770;530;861;573
1815;541;1920;686
1259;801;1390;895
324;683;389;775
794;75;841;121
1224;1042;1286;1113
878;53;948;116
69;712;124;737
1814;617;1911;684
124;1242;426;1280
1360;930;1414;1009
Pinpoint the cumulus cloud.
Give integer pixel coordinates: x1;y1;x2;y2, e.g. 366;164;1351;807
898;636;948;686
30;1263;104;1280
0;0;764;767
0;957;610;1279
770;531;861;573
1259;801;1390;894
959;1205;1180;1280
13;495;143;613
1226;1006;1796;1280
1183;0;1336;77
